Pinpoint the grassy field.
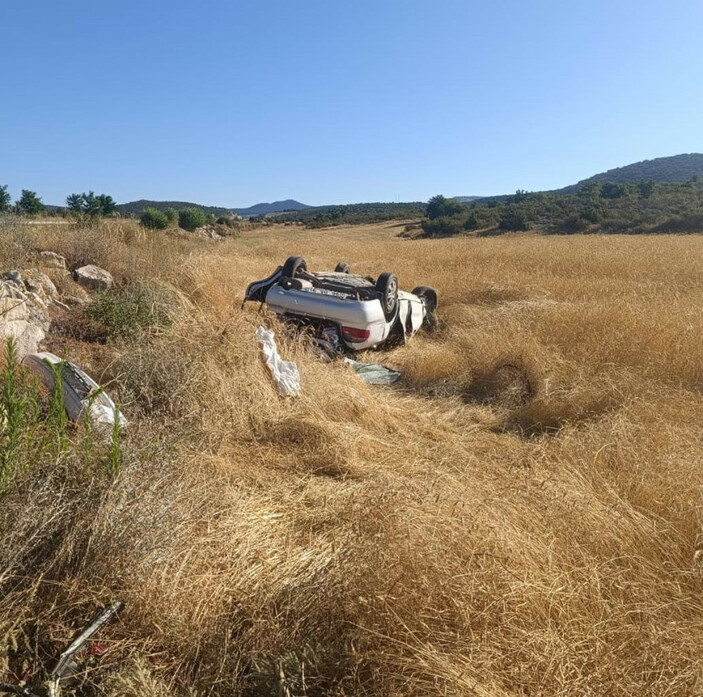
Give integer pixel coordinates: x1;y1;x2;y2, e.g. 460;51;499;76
1;219;702;696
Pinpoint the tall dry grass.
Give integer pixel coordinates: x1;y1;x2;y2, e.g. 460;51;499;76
0;219;701;696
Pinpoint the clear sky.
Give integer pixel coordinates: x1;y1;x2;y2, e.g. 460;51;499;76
2;0;703;207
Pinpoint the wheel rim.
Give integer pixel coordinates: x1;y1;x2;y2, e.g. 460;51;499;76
385;277;397;312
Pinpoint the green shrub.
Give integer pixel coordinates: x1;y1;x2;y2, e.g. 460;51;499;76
164;208;178;223
178;207;206;231
426;195;468;220
600;182;628;199
655;213;703;233
498;209;530;231
85;284;173;340
420;215;466;238
560;214;590;234
17;190;44;215
140;208;170;230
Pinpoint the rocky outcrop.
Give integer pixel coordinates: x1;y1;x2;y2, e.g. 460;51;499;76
38;251;67;269
21;269;59;305
74;265;113;292
0;273;50;357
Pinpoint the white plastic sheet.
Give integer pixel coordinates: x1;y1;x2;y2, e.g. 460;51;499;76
255;326;301;397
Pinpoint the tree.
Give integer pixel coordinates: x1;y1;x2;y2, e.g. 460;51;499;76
82;191;102;216
578;181;601;201
426;195;468;220
0;185;11;212
97;194;117;216
66;193;85;213
600;182;628;199
637;180;656;199
17;190;44;215
140;208;170;230
66;191;117;217
498;209;530;231
178;207;206;231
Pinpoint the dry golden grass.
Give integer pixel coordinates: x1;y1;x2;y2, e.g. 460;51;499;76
1;218;702;696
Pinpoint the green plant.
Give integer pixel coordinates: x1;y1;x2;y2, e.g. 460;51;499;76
17;189;44;215
0;185;11;212
600;182;629;199
560;214;590;234
426;195;468;220
498;209;530;231
178;207;206;231
85;284;173;340
164;207;178;224
140;207;170;230
0;340;27;488
420;215;467;238
106;404;123;478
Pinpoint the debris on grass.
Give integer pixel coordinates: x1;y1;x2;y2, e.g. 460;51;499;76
22;352;127;428
255;326;301;397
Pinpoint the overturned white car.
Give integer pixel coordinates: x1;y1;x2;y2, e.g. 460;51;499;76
244;256;438;353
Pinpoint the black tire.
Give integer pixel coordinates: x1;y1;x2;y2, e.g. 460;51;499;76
335;262;350;273
375;272;399;321
282;256;307;279
411;285;439;314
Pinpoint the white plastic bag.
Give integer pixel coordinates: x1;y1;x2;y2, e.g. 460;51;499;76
255;326;301;397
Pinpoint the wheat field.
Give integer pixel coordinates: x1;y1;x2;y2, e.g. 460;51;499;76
1;219;702;696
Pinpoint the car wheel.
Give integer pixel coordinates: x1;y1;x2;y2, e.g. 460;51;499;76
375;272;399;321
282;256;307;278
335;262;350;273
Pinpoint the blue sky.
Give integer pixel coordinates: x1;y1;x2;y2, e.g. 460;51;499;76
2;0;702;207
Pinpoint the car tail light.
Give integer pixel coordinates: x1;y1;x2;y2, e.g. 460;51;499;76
341;326;370;343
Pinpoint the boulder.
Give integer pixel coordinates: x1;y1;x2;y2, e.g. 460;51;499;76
21;269;59;305
63;286;91;306
38;251;67;269
0;277;50;357
74;265;113;292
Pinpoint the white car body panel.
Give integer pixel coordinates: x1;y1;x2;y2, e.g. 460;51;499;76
265;285;393;349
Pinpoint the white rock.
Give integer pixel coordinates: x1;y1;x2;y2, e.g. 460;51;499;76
38;251;67;269
22;270;58;304
0;278;50;357
74;264;113;292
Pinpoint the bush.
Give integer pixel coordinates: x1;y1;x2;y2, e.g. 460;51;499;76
164;208;178;223
0;185;12;212
560;215;590;234
216;216;238;228
85;284;173;340
498;209;530;231
140;208;170;230
426;195;468;220
601;182;628;199
178;207;206;232
17;190;44;215
655;213;703;233
420;216;466;238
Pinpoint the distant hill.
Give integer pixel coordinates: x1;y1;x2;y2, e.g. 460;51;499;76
116;198;311;219
116;199;232;217
559;153;703;193
233;200;310;218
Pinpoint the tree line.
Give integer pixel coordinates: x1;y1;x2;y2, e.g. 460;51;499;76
416;178;703;238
